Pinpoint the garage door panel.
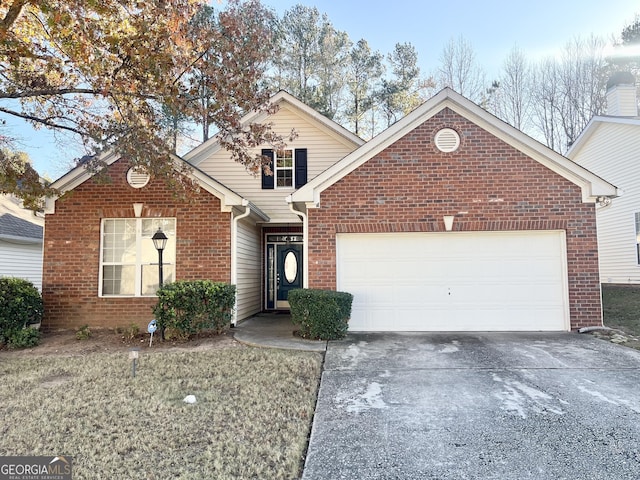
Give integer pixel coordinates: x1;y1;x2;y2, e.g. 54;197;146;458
337;231;569;332
354;287;392;307
394;285;448;303
444;307;562;331
456;283;564;302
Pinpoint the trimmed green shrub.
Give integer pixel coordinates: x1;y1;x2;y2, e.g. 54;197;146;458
289;289;353;340
153;280;236;339
8;327;41;349
0;278;43;343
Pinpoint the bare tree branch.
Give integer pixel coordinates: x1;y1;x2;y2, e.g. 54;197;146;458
0;105;89;137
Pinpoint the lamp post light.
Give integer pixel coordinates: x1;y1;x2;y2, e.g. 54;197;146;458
151;228;168;288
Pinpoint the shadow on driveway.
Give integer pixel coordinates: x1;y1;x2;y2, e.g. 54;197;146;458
303;332;640;479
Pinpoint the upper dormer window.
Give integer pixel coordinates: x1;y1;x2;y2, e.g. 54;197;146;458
261;148;308;190
276;149;294;188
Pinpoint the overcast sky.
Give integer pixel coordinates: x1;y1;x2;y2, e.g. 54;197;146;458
5;0;639;178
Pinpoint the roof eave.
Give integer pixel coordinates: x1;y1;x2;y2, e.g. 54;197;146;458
291;88;618;205
0;234;42;244
566;117;604;159
45;151;257;217
49;149;119;193
183;90;364;166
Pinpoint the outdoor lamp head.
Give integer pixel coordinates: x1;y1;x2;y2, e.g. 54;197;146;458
152;228;168;251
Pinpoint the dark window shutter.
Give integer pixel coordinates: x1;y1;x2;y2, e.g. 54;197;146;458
294;148;308;188
261;149;274;189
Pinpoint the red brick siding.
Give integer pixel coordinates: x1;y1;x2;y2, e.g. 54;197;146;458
42;159;231;330
307;108;602;330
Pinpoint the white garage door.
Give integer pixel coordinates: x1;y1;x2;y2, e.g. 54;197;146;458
336;231;569;331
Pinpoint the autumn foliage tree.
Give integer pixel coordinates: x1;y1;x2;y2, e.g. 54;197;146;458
0;0;280;204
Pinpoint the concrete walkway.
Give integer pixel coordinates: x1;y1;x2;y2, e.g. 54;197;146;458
232;313;327;352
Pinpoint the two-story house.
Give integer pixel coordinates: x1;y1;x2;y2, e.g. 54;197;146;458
568;72;640;284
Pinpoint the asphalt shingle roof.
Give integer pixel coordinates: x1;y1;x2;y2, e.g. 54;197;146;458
0;213;43;239
0;195;44;241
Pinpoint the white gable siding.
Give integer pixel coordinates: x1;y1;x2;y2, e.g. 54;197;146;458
572;123;640;283
197;104;358;223
0;239;43;290
235;219;262;320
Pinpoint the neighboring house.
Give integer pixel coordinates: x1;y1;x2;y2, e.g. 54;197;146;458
0;194;44;290
568;72;640;284
42;89;617;332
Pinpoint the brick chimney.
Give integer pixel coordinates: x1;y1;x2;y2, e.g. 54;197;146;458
606;72;638;117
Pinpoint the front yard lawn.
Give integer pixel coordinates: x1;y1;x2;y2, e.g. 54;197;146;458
602;284;640;336
0;347;323;479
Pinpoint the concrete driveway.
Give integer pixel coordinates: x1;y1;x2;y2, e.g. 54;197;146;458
302;332;640;479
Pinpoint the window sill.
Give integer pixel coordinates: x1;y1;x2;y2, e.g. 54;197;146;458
99;295;158;298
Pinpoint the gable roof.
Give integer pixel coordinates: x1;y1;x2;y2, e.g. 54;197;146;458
567;115;640;159
45;150;269;221
290;88;619;206
183;90;365;166
0;195;44;244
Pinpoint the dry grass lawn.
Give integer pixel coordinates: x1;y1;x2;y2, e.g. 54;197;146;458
0;346;323;479
602;284;640;335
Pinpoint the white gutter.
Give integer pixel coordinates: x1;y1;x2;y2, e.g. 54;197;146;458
0;234;42;245
230;199;251;326
287;197;308;288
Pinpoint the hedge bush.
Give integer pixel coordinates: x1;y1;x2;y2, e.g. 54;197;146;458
7;327;41;349
289;289;353;340
0;278;43;345
152;280;236;339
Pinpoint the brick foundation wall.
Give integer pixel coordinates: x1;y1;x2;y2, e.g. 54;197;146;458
307;108;602;330
42;159;231;330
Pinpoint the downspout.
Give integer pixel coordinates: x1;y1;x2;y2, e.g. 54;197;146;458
287;198;308;288
231;199;251;326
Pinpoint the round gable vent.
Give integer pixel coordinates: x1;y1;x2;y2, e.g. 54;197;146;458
126;167;150;189
434;128;460;153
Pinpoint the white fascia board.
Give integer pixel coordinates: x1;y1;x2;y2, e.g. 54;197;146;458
44;149;261;217
184;98;274;164
567;116;640;160
267;91;364;147
184;90;363;167
180;160;268;220
43;196;56;215
175;159;244;212
292;88;618;205
291;89;457;204
246;202;270;222
45;149;119;214
0;234;42;245
49;149;119;192
448;101;619;202
566;117;604;159
283;99;364;148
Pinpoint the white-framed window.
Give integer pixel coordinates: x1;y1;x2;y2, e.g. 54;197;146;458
275;149;294;188
261;148;307;190
100;218;176;296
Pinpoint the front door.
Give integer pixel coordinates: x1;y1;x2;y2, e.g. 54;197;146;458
266;235;303;309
